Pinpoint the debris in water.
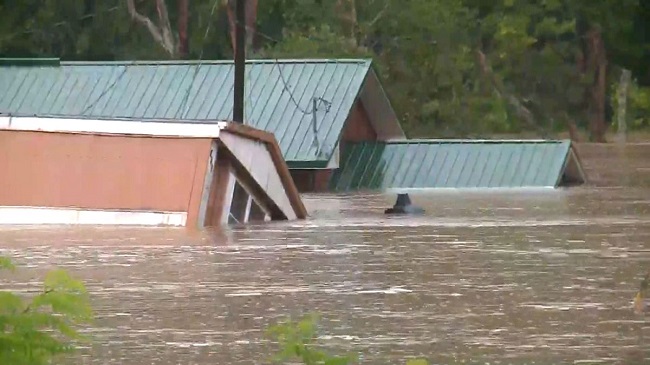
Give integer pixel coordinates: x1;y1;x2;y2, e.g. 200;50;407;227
384;193;425;215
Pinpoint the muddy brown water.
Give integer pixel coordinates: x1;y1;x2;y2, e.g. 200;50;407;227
1;144;650;365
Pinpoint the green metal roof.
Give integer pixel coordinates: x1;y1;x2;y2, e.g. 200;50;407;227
0;58;402;166
328;139;587;191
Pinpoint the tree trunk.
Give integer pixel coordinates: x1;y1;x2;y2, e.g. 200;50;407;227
177;0;189;58
476;49;549;137
245;0;258;50
616;69;632;143
225;0;258;54
567;118;582;142
126;0;178;58
336;0;358;43
225;0;236;54
585;28;608;143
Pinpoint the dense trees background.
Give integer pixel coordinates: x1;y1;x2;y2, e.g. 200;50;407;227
0;0;648;140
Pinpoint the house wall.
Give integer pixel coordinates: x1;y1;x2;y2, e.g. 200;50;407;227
291;99;377;192
0;130;211;226
341;100;378;142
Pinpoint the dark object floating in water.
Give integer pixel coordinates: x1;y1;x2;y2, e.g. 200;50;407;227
384;193;425;215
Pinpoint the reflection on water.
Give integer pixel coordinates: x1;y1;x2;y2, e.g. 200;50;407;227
1;147;650;364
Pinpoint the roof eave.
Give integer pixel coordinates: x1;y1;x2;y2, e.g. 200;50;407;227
323;59;405;168
286;160;330;169
359;67;406;140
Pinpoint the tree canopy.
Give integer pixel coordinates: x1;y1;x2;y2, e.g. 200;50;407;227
1;0;648;140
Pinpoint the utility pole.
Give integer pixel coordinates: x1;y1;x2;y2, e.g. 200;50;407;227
233;0;246;124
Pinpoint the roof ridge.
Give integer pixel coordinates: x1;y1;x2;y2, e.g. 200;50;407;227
377;139;569;144
60;58;373;66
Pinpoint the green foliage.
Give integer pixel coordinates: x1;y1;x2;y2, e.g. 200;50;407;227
0;256;92;365
0;0;649;137
405;360;430;365
628;84;650;129
263;0;649;137
266;313;429;365
0;257;15;271
266;313;357;365
259;25;372;59
612;76;650;130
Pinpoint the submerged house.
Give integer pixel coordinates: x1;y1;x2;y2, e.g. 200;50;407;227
329;139;587;191
0;114;307;227
0;58;405;192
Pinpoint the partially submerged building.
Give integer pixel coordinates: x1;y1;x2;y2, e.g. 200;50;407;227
0;115;307;227
0;58;405;192
0;59;589;194
329;139;587;191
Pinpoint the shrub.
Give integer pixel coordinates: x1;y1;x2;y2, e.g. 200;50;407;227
0;256;92;365
266;313;428;365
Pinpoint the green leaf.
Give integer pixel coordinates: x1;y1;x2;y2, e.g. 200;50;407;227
0;257;15;271
0;292;24;314
324;355;354;365
0;259;93;365
406;359;429;365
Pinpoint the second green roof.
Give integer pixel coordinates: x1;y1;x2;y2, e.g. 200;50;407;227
329;139;587;191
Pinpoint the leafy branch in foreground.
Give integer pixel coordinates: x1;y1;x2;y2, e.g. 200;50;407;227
0;256;92;365
266;313;428;365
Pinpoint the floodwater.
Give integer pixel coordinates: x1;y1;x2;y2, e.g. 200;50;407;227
1;145;650;365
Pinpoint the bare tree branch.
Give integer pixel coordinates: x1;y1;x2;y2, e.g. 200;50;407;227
246;0;258;49
336;0;358;40
477;49;550;137
349;0;358;39
367;1;390;29
155;0;176;54
224;0;258;54
126;0;177;57
224;0;236;53
178;0;189;58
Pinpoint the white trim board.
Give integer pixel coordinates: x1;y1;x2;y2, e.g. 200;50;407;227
0;206;187;226
220;170;237;225
0;116;228;138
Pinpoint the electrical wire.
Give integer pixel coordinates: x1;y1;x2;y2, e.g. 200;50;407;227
3;5;334;120
80;66;128;115
236;22;333;158
76;0;222;118
243;24;327;115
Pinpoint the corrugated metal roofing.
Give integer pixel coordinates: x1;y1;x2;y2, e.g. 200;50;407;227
328;139;586;191
0;59;392;167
